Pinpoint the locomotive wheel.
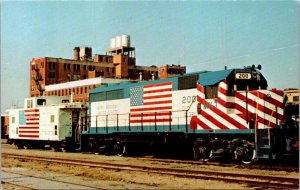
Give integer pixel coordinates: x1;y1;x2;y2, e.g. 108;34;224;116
113;141;127;156
235;146;255;164
23;143;31;150
193;144;212;161
51;146;59;152
16;143;24;149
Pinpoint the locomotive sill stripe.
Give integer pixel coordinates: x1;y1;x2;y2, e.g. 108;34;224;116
130;112;171;117
197;96;248;129
144;94;172;100
144;82;172;88
143;100;172;105
130;118;172;123
19;134;39;138
130;106;172;112
144;88;172;94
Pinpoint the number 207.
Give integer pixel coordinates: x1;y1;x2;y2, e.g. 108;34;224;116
182;96;196;104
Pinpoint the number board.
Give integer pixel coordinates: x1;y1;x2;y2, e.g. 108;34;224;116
235;73;251;79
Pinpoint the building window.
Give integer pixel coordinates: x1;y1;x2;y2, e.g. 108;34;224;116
67;64;70;70
107;67;110;73
84;65;87;70
64;64;67;70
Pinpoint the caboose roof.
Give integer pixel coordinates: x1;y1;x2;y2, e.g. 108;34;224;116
198;69;234;86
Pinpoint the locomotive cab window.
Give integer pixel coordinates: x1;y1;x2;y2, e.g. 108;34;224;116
205;85;218;99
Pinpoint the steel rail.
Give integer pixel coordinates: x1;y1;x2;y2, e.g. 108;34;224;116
133;156;299;172
3;153;299;189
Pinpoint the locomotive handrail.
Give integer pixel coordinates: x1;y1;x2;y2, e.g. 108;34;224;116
87;109;195;133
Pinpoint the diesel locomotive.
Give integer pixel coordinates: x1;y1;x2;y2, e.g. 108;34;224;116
7;66;299;164
80;66;299;164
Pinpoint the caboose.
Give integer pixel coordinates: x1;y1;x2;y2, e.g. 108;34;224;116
8;96;87;151
81;66;298;163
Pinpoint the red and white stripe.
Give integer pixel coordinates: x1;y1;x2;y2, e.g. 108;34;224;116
130;82;172;124
19;109;40;138
194;80;284;130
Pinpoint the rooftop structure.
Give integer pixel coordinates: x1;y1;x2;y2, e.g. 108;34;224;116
30;35;186;102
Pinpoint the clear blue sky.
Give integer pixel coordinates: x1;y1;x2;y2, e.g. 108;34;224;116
1;1;299;112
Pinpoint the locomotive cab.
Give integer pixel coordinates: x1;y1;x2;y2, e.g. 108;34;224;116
227;67;268;96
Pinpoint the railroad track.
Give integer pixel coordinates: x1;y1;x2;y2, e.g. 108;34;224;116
3;153;299;189
134;156;299;172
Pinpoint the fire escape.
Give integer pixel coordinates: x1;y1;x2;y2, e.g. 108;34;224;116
32;65;44;96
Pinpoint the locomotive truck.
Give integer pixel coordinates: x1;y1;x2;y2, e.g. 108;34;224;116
80;66;299;164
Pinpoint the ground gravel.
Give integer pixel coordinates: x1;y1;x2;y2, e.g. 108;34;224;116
1;141;299;189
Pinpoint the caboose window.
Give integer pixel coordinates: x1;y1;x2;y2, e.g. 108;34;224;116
27;100;33;108
37;99;46;105
50;115;55;123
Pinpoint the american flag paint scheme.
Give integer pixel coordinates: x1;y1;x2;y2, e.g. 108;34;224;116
129;81;173;124
18;109;40;138
192;80;284;130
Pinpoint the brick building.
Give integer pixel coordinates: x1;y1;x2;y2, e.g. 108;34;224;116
30;35;186;101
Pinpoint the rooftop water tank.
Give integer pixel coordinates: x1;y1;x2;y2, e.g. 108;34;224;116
121;35;130;47
116;36;121;48
110;38;116;49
